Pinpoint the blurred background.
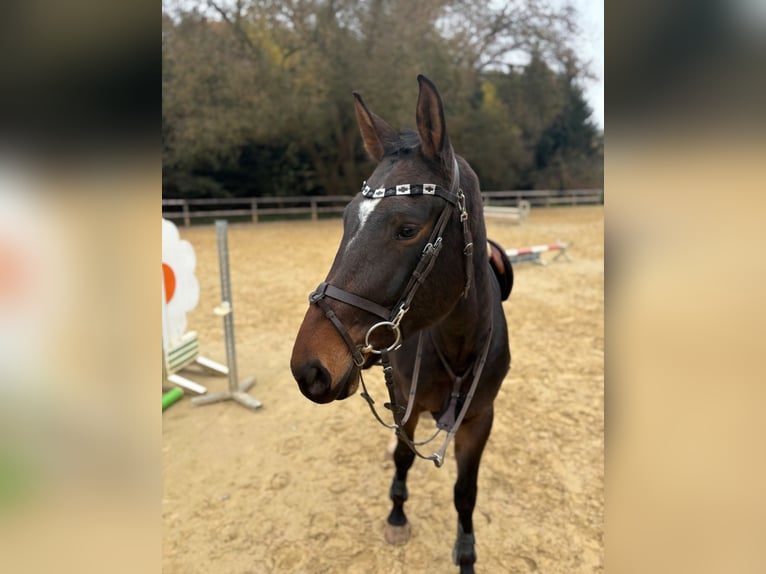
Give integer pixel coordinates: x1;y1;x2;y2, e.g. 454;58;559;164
0;0;765;572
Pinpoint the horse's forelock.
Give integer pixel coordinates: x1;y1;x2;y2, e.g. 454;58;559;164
375;128;455;188
395;129;420;151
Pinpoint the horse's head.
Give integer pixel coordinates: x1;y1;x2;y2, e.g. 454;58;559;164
291;75;475;404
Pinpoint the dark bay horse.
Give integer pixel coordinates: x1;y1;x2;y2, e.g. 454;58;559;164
290;75;512;573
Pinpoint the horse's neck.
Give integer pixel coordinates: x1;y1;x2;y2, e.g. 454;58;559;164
431;239;493;369
429;168;492;366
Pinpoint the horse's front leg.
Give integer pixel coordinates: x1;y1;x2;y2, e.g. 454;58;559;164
452;407;494;574
384;411;420;545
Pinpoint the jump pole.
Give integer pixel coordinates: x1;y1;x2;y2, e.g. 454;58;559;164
162;217;232;395
505;241;572;266
191;220;262;410
162;387;184;411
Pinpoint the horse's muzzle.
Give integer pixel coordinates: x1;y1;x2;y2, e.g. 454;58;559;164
292;358;359;404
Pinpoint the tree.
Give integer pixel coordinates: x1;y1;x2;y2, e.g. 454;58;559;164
534;79;602;189
162;0;602;198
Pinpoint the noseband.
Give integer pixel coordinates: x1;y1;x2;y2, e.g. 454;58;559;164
307;159;487;466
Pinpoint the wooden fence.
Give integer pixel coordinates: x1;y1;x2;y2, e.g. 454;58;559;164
162;189;603;226
161;195;353;226
481;189;604;207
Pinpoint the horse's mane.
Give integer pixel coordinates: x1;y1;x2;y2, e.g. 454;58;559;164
385;128;456;182
386;129;420;155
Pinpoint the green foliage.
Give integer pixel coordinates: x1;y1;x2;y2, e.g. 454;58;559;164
534;80;603;189
162;1;603;197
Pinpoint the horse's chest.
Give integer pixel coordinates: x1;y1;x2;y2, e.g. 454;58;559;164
414;373;460;415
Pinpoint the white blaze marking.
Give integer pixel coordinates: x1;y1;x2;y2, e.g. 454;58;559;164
346;198;381;251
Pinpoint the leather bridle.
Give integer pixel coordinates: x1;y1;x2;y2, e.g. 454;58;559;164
307;158;491;467
309;158;471;361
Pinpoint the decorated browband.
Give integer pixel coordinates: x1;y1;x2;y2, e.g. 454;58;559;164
360;182;458;206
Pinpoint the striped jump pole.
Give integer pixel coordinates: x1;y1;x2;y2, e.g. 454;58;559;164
505;241;572;266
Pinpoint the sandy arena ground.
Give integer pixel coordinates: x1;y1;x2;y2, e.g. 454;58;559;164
162;206;604;573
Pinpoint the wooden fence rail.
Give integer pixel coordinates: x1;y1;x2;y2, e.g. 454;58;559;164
481;189;604;207
161;195;354;226
162;189;603;226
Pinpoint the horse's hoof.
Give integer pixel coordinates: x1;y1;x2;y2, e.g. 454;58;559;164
453;525;476;567
384;522;411;545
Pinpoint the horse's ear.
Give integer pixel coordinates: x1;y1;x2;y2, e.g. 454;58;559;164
416;74;450;161
353;91;397;162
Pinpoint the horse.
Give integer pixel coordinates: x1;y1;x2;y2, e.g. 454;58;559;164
290;75;512;574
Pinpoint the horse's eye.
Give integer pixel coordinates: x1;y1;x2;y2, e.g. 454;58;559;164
396;226;419;240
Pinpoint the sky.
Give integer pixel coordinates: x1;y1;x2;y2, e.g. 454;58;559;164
569;0;604;129
487;0;604;129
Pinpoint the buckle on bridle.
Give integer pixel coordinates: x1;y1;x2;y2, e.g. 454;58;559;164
392;303;409;325
308;282;328;303
457;189;468;221
422;236;443;257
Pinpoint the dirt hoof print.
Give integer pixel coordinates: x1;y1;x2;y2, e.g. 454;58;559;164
384;522;411;545
277;436;302;455
268;472;291;490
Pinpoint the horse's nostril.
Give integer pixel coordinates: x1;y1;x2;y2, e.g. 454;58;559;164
294;359;333;402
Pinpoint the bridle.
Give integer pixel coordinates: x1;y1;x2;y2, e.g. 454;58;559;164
307;158;492;467
309;158;471;363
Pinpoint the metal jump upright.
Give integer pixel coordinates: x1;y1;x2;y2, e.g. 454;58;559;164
191;220;262;410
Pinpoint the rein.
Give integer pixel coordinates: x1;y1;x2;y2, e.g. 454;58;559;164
358;320;493;467
307;158;488;467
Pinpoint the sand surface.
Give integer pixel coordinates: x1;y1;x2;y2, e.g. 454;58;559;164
162;206;604;573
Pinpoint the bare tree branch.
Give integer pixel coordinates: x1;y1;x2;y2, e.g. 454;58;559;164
207;0;259;55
